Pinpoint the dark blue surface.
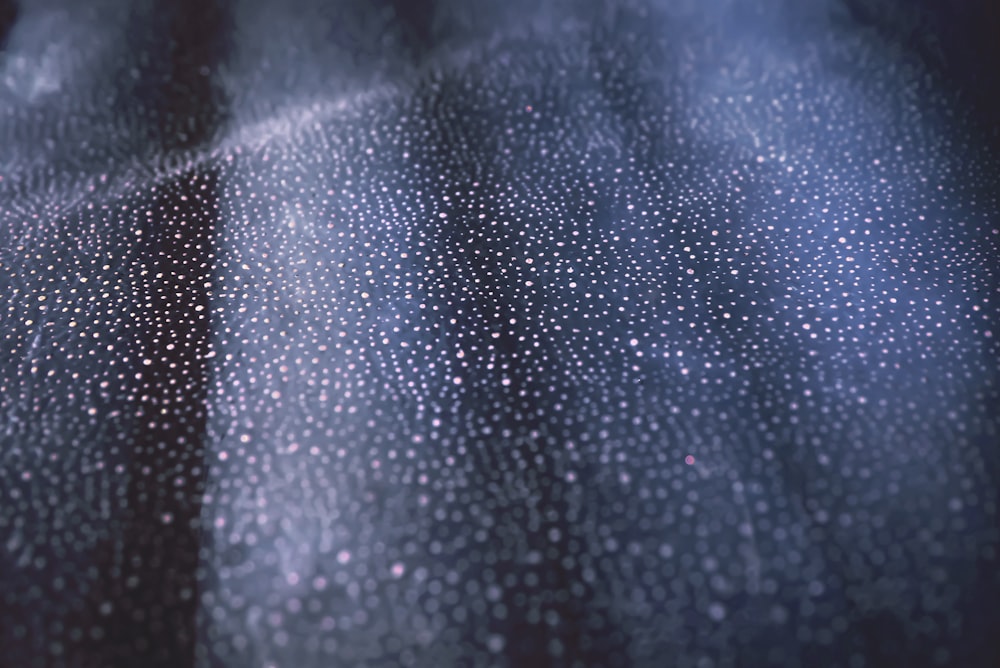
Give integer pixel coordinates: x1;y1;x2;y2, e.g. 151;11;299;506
1;1;998;666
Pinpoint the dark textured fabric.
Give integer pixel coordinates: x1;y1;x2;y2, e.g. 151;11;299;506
1;1;998;666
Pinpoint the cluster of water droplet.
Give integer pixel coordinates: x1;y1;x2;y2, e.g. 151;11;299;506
0;1;997;667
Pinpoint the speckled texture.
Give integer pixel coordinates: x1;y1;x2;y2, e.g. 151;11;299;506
1;1;998;667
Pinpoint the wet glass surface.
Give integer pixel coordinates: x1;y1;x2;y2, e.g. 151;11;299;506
1;1;998;666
